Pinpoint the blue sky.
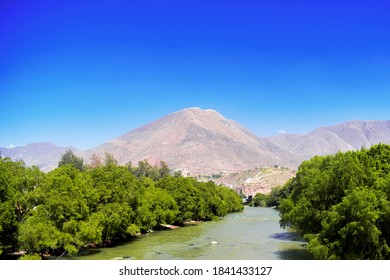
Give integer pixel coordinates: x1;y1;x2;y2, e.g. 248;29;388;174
1;0;389;150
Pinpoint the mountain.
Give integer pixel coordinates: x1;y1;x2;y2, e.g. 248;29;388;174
0;142;79;172
86;109;390;176
87;107;297;175
2;109;390;176
269;120;390;159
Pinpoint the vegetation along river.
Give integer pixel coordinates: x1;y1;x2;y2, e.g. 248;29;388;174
65;207;312;260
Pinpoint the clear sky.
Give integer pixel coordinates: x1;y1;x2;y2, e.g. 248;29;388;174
1;0;389;150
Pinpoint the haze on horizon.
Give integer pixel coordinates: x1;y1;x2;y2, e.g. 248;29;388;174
1;0;389;150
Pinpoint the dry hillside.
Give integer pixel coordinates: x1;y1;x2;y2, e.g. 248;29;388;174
2;109;390;178
86;107;297;174
215;166;295;195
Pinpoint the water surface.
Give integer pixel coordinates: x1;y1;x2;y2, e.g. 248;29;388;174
67;207;311;260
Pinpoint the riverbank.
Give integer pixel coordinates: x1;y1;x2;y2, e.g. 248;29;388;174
64;207;312;260
45;221;204;260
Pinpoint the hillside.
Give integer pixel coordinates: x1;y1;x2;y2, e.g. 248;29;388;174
0;143;79;172
86;107;297;175
269;120;390;159
215;166;295;195
2;109;390;177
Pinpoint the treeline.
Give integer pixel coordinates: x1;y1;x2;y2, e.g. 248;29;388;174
0;151;243;259
252;185;291;208
276;144;390;259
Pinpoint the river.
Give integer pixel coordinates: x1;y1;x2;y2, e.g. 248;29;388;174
66;207;312;260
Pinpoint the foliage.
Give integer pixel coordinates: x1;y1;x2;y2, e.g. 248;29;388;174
156;177;242;223
58;150;85;171
253;193;269;207
253;182;293;208
129;160;172;181
0;157;243;258
103;153;118;167
0;158;44;255
89;154;103;168
278;144;390;259
136;186;179;229
19;254;41;260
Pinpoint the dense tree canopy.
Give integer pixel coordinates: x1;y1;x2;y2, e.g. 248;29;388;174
0;154;243;259
0;157;44;256
278;144;390;259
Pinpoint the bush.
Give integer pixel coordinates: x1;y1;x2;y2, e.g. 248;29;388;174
279;144;390;259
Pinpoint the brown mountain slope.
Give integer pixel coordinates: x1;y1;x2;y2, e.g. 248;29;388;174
0;142;79;172
87;107;295;175
269;120;390;159
3;109;390;175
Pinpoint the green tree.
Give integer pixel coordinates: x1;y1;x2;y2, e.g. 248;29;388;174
0;158;44;256
134;160;159;180
156;177;242;223
87;165;143;240
158;161;171;178
311;188;389;259
278;144;390;259
18;165;90;256
156;177;205;223
253;193;269;207
58;150;85;171
1;156;243;258
104;153;118;167
136;186;179;230
18;209;63;257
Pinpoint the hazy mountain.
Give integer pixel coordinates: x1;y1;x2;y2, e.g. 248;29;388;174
0;142;79;172
87;107;297;174
269;120;390;159
2;109;390;176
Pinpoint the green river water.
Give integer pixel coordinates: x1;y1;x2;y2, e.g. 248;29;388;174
66;207;312;260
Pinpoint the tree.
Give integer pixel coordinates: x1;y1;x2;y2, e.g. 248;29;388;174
58;150;85;171
0;157;43;256
104;153;118;167
156;177;242;223
312;188;388;259
134;160;159;180
158;161;171;178
252;183;293;208
136;186;179;230
156;177;207;222
278;144;390;259
253;193;269;207
89;154;103;169
18;164;90;256
1;156;243;258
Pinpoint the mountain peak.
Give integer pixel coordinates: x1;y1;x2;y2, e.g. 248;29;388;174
173;107;224;119
3;108;390;175
90;108;289;174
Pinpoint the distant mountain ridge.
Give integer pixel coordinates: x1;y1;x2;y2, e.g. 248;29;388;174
269;120;390;159
87;108;298;175
1;108;390;174
0;142;79;172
